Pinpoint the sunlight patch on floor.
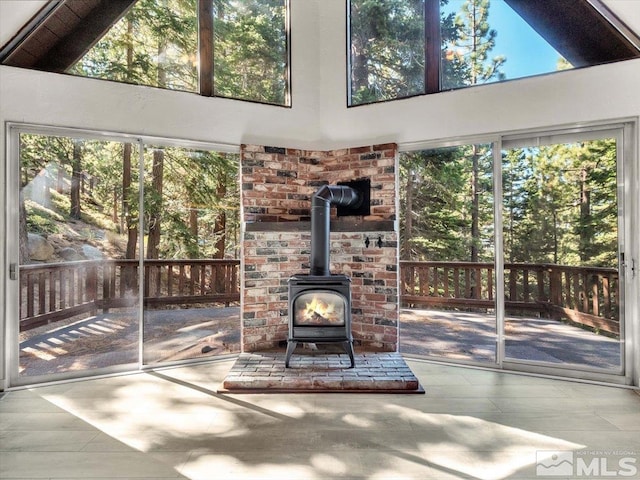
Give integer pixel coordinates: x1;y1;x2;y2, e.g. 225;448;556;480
386;404;584;479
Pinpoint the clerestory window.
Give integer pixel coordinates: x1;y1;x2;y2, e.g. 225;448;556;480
348;0;640;106
212;0;290;105
69;0;199;93
1;0;291;107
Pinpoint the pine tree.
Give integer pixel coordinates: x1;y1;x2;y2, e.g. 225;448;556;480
213;0;288;104
444;0;505;88
349;0;426;104
69;0;198;91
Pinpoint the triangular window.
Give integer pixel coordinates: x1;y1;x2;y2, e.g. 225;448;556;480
0;0;291;106
69;0;199;93
348;0;640;106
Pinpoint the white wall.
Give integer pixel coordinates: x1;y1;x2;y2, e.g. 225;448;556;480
0;1;322;149
321;59;640;148
1;0;639;387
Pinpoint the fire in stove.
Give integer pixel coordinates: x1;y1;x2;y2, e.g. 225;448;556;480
296;292;345;326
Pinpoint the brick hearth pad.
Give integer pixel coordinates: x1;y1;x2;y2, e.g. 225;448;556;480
218;351;424;393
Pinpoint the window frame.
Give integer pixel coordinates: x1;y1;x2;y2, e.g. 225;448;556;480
346;0;438;107
346;0;640;108
200;0;292;107
0;0;292;108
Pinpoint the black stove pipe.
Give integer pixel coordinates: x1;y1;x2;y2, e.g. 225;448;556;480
310;185;362;276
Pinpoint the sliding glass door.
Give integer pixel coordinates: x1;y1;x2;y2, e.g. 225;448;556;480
399;142;498;364
11;133;140;383
400;123;634;383
6;125;240;387
141;144;241;365
501;128;625;375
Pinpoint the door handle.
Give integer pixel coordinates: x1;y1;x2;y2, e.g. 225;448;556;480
9;263;17;281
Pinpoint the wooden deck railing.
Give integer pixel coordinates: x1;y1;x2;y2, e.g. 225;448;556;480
20;259;240;332
400;261;620;334
20;258;620;335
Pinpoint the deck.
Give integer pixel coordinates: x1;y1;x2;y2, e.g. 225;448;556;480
18;306;621;378
15;259;622;378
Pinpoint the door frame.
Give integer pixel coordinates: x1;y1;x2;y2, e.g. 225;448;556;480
499;123;633;385
399;119;638;386
4;124;145;387
3;122;239;388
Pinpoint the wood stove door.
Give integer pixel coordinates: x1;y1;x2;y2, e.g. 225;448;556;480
293;290;347;327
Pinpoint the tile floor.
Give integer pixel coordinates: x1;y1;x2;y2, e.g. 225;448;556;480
1;357;639;479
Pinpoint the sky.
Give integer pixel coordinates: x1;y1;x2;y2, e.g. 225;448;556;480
444;0;566;80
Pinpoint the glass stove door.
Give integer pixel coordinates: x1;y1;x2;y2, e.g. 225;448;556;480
294;291;347;326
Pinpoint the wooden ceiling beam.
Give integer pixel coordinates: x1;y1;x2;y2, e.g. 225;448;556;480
1;0;137;72
34;0;137;72
503;0;639;67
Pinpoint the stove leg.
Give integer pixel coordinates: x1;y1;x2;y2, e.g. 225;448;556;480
285;340;297;368
343;341;355;368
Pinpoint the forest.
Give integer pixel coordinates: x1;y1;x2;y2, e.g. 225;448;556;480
20;0;618;272
348;0;618;268
68;0;288;104
20;134;240;264
400;140;619;268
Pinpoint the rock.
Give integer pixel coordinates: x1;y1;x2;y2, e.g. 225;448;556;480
201;345;215;354
27;233;54;261
59;247;83;261
81;244;104;260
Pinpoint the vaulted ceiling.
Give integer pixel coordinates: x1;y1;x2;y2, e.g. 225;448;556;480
504;0;640;67
0;0;137;72
1;0;639;73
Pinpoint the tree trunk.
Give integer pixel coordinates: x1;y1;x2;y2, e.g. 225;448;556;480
213;179;227;259
470;145;480;263
146;149;164;259
122;143;138;290
112;186;119;227
157;0;167;88
19;190;30;264
126;18;134;82
349;3;369;99
56;165;64;193
69;141;82;219
351;50;369;96
402;172;414;260
579;167;591;263
189;205;200;284
189;206;199;257
552;210;559;264
123;143;137;259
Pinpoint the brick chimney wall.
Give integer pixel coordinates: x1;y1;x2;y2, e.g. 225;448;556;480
241;144;398;352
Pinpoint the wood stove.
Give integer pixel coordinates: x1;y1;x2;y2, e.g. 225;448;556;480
285;184;367;368
286;274;354;367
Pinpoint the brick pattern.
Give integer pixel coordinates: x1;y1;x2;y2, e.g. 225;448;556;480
241;144;399;352
220;352;422;392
